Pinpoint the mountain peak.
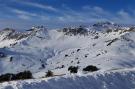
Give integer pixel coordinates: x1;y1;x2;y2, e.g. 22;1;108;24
26;26;49;40
93;21;115;27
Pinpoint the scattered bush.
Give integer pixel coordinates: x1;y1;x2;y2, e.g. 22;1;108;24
55;65;65;69
0;71;33;83
0;52;6;58
63;28;68;32
68;66;78;73
65;54;68;57
106;29;112;33
77;61;80;64
107;38;118;46
92;43;96;46
10;57;13;62
45;70;53;77
85;54;88;58
41;64;45;68
96;54;101;56
71;51;74;54
61;65;65;68
0;73;14;82
15;71;33;80
71;61;73;63
83;65;99;72
77;49;80;52
94;36;99;39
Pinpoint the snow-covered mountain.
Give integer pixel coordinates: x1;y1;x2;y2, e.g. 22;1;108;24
1;22;135;89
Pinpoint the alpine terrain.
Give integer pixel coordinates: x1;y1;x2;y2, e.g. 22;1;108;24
1;22;135;89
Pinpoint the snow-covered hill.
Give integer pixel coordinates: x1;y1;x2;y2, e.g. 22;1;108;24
1;68;135;89
1;22;135;88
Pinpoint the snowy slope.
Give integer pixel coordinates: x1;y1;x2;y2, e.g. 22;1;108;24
0;22;135;88
1;68;135;89
0;24;135;76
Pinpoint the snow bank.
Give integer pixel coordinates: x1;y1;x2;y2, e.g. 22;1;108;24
1;69;135;89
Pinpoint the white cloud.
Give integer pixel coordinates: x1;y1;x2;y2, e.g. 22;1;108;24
118;10;131;19
55;6;110;23
93;6;105;14
64;6;135;25
18;15;30;20
108;10;135;24
14;0;58;12
9;8;38;20
11;9;38;17
2;3;135;29
8;8;50;20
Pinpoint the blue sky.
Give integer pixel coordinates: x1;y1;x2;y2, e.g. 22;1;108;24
0;0;135;29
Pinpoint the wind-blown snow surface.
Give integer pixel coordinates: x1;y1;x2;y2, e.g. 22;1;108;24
1;23;135;88
1;68;135;89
